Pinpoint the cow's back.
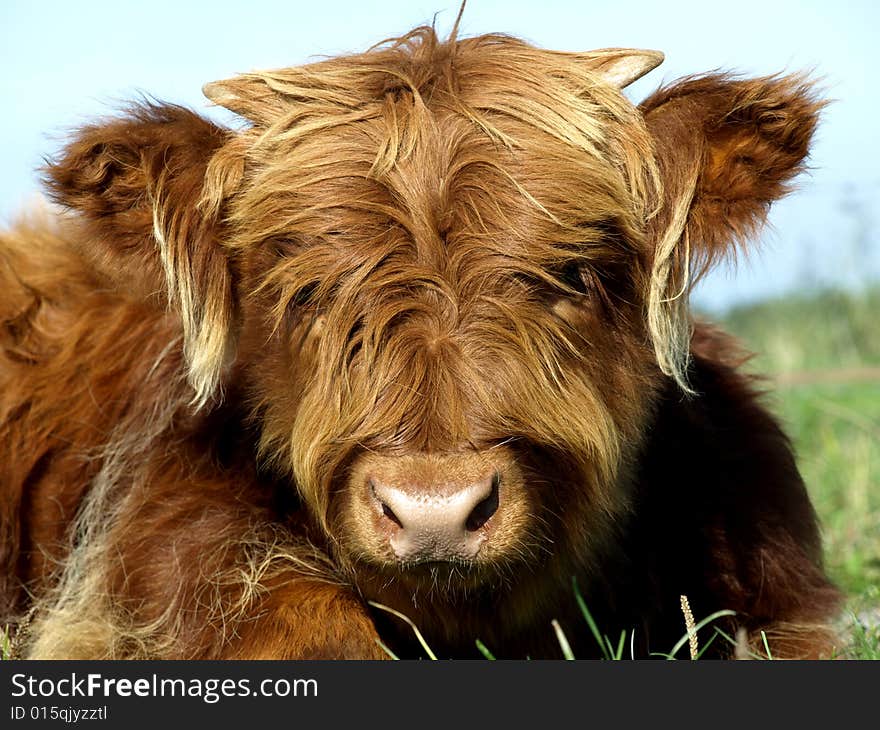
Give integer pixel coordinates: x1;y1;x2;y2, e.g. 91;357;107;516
0;212;189;619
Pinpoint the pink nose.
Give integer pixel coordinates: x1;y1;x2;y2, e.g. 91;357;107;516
369;471;500;561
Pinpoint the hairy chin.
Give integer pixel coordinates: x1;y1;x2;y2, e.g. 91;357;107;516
343;551;543;602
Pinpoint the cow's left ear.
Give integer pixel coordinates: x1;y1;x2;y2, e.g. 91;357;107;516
639;74;824;388
45;103;244;408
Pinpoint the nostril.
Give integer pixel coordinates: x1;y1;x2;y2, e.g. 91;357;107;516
380;500;404;529
465;471;500;532
370;479;404;529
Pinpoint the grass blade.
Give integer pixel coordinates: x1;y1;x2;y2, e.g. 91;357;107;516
613;630;627;660
761;630;774;660
375;638;399;660
368;601;437;660
552;619;576;659
664;609;736;660
714;627;767;660
475;639;496;660
572;577;611;660
694;629;720;659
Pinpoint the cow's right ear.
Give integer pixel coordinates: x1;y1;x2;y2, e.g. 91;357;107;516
45;104;243;408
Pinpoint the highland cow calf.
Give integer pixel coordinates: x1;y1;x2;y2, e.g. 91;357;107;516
0;25;841;659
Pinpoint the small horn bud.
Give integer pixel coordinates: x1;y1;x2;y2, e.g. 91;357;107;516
588;49;665;88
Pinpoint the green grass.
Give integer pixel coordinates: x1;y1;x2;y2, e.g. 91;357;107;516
720;287;880;373
716;286;880;659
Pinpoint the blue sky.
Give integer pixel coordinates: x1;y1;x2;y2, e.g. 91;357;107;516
2;0;878;310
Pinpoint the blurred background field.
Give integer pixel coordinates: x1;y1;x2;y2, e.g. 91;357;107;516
712;287;880;658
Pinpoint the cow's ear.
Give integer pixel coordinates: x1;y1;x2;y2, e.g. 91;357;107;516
639;74;824;388
45;103;243;408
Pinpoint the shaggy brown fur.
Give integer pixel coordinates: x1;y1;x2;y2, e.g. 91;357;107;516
1;25;840;659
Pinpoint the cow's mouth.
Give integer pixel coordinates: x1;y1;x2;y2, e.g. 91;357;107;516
351;549;533;602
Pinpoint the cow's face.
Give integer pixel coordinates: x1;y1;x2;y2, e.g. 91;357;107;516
47;27;822;611
222;34;666;599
